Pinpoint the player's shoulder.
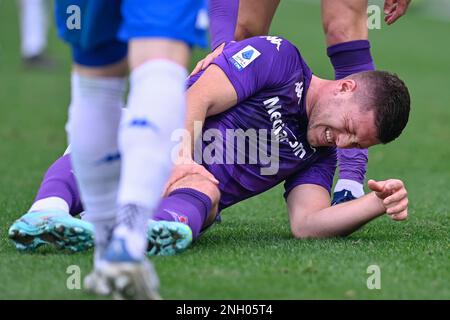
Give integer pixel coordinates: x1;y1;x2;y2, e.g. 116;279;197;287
222;36;301;72
224;36;296;55
255;36;297;53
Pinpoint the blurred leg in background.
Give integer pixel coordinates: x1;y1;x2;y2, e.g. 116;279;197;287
18;0;56;69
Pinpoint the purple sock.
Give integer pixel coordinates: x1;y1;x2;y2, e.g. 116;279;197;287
327;40;375;80
153;188;212;240
327;40;375;184
34;154;84;216
209;0;239;50
335;148;368;183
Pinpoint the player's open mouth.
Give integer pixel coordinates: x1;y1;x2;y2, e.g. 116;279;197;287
325;128;334;145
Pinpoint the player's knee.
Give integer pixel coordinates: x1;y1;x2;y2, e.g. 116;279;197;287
235;17;270;41
128;39;190;69
198;179;221;207
322;2;368;45
73;59;128;77
235;22;255;41
323;18;363;45
167;173;221;207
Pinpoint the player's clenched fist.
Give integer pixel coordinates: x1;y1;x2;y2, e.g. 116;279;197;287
368;179;409;221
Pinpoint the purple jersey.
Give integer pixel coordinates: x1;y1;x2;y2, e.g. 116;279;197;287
189;36;336;210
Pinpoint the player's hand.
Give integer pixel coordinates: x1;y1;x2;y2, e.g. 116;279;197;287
190;42;226;76
163;159;219;197
384;0;411;25
368;179;408;221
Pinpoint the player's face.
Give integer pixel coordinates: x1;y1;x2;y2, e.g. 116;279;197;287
307;97;380;149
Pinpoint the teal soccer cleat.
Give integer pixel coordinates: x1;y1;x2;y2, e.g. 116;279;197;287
146;220;193;256
8;210;94;252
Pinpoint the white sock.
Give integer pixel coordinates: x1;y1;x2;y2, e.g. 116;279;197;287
67;72;126;260
18;0;48;58
114;205;149;259
334;179;365;198
118;60;187;210
29;197;70;214
92;218;116;268
116;60;187;258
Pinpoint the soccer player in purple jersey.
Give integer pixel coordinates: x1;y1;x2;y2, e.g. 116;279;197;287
198;0;412;205
9;36;410;256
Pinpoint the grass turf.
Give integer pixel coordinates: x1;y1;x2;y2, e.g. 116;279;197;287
0;0;449;299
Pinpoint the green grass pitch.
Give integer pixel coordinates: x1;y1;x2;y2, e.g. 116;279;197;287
0;0;449;299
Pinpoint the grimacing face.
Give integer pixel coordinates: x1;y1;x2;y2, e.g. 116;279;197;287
306;92;381;149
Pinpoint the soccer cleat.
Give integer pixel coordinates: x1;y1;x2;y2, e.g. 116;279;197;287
95;236;161;300
99;259;161;300
331;189;357;206
46;218;94;252
146;220;193;256
22;53;58;71
8;210;94;252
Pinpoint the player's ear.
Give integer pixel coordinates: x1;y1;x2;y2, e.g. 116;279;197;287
339;79;357;93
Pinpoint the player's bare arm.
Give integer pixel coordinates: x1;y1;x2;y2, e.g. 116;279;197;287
164;65;237;193
287;179;408;239
185;65;238;153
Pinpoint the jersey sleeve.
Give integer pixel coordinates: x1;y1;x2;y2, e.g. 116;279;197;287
283;148;337;199
212;36;301;104
209;0;239;50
